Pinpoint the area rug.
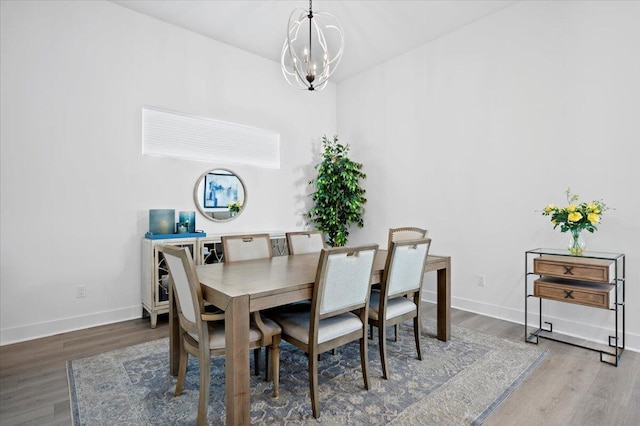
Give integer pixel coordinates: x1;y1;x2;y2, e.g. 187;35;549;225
67;318;546;425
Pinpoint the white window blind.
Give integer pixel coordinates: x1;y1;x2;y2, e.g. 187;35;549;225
142;107;280;169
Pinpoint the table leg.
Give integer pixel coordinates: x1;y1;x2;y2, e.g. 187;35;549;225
225;294;250;426
169;282;180;376
436;258;451;342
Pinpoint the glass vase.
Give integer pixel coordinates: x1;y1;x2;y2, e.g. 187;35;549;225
568;229;586;255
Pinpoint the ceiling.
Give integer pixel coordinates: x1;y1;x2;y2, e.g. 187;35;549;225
110;0;517;83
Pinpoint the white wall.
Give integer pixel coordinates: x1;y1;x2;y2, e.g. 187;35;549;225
3;0;638;353
338;1;640;351
0;1;336;344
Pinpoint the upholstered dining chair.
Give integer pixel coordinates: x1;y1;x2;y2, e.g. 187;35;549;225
384;227;429;341
157;244;281;426
286;230;325;255
388;227;428;249
281;230;325;314
368;238;431;380
221;233;273;262
268;244;378;419
220;233;278;378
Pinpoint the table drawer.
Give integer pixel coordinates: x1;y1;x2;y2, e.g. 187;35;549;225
533;255;615;283
534;277;615;309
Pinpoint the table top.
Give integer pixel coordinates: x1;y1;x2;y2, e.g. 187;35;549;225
526;248;625;260
196;251;449;312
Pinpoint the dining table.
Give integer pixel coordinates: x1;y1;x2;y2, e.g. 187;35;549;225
168;249;451;425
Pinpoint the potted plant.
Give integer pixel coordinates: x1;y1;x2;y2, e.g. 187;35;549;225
306;135;367;247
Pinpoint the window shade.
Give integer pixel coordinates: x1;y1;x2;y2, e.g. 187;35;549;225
142;107;280;169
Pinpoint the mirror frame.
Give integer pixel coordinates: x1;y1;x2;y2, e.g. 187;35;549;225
193;168;247;222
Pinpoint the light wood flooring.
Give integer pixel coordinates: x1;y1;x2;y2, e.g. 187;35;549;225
1;304;638;425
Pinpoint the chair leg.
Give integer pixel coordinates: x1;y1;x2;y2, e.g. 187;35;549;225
196;348;210;426
264;347;271;381
309;353;320;419
174;341;188;396
413;315;423;360
360;335;370;390
378;323;389;380
271;336;281;398
253;348;260;376
394;324;398;342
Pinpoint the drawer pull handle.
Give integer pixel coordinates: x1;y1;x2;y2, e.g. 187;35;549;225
563;290;574;299
563;266;574;275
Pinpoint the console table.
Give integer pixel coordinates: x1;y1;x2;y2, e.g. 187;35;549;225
525;248;625;366
141;232;286;328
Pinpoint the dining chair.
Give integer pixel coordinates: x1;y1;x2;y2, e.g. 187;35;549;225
384;227;429;341
158;244;281;426
286;230;325;255
221;233;273;262
282;231;325;313
220;233;277;378
368;238;431;380
268;244;378;419
388;227;428;249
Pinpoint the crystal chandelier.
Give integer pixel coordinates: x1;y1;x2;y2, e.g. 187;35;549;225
281;0;344;91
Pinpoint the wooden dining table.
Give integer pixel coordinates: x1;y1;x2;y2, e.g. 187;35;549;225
168;250;451;425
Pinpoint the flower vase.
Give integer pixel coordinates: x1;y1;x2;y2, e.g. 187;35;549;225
568;229;586;255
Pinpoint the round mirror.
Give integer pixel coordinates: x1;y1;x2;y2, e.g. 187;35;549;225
194;168;246;222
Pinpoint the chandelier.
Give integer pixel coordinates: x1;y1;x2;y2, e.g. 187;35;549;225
281;0;344;91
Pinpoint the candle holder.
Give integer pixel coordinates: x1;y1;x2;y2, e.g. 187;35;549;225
179;211;196;233
149;209;175;235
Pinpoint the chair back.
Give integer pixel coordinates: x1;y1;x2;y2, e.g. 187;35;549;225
157;244;203;333
313;245;378;317
388;227;428;249
286;231;325;255
222;234;272;262
384;238;431;298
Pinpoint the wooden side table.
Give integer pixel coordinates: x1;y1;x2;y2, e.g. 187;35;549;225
525;248;625;366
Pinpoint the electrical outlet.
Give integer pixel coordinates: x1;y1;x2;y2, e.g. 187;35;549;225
76;285;87;298
477;275;485;287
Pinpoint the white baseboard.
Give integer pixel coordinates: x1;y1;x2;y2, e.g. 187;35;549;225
4;294;638;355
422;291;639;353
0;305;142;346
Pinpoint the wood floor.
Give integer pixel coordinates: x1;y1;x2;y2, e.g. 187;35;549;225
1;304;638;425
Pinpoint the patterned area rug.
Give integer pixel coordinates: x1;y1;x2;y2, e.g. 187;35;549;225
67;318;546;425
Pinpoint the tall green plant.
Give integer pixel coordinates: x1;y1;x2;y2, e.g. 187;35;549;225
306;135;367;247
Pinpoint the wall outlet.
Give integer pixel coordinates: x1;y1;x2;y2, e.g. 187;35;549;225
76;285;87;298
477;275;485;287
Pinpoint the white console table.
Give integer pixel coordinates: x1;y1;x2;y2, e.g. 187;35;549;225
141;232;287;328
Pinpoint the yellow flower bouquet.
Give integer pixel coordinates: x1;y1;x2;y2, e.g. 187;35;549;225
541;188;610;254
